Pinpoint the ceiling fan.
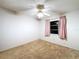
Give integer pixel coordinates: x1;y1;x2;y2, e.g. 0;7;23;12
0;0;58;17
36;4;50;19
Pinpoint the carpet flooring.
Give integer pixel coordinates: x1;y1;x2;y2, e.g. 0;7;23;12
0;40;79;59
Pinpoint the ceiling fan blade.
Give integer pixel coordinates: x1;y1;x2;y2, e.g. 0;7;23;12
48;9;65;15
20;6;35;11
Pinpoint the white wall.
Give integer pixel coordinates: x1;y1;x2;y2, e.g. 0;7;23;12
0;8;40;51
0;8;79;51
41;10;79;50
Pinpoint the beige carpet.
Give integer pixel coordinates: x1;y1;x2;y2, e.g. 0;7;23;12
0;40;79;59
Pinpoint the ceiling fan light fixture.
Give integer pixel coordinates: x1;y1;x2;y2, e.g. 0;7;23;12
36;4;50;19
37;4;44;11
37;12;44;18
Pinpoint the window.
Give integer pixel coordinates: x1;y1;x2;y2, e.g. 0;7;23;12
50;20;59;34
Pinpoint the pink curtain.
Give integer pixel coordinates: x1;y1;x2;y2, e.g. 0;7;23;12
59;16;67;40
45;19;50;37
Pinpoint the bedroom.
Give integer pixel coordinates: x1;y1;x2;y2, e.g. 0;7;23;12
0;0;79;59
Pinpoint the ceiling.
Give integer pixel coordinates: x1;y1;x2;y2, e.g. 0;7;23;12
0;0;79;15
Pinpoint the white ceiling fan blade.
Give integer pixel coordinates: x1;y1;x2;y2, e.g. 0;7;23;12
19;5;35;11
47;9;64;16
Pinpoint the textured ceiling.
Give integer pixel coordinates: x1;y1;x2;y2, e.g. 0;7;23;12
0;0;79;14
